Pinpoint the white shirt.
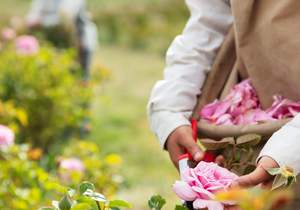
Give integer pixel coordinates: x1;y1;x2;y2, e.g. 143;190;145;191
147;0;300;175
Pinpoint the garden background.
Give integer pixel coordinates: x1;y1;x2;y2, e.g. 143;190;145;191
0;0;189;209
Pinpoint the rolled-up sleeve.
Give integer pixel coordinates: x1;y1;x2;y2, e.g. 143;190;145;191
258;114;300;175
147;0;233;148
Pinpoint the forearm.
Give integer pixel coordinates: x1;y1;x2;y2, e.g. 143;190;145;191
148;0;233;147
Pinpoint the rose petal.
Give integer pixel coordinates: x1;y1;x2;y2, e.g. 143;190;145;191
173;181;198;201
193;199;224;210
191;186;215;199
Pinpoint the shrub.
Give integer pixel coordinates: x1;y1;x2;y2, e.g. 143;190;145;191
0;138;124;209
0;144;66;210
0;41;91;149
89;0;189;53
59;140;123;198
39;182;132;210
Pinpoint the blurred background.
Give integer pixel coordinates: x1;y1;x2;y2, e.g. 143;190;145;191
0;0;189;209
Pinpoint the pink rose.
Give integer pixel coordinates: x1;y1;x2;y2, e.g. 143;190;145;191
1;27;16;41
59;158;85;173
0;125;14;148
15;35;39;55
173;162;238;210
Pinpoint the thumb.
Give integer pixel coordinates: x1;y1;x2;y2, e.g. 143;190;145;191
179;136;204;162
232;165;272;188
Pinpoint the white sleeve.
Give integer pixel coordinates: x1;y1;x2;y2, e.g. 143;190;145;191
147;0;233;148
258;114;300;175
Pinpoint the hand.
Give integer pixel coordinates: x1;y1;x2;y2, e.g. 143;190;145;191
231;156;279;188
166;125;204;169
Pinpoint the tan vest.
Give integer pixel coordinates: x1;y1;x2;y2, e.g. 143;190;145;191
232;0;300;108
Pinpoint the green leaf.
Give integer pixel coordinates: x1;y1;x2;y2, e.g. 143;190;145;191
59;195;73;210
110;208;121;210
175;205;189;210
39;208;55;210
83;189;106;202
272;175;288;190
68;188;76;197
109;200;132;208
79;182;95;195
148;195;166;210
236;134;261;147
287;176;296;187
267;168;281;176
70;203;91;210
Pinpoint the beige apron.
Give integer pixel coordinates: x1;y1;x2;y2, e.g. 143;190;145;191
192;0;300;208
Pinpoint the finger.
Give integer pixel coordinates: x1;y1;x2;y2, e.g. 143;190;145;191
233;165;272;188
168;142;185;170
215;155;225;166
179;136;204;162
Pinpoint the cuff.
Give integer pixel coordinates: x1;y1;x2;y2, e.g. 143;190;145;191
257;114;300;175
149;111;191;149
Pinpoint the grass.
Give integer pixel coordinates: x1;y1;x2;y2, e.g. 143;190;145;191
91;46;179;209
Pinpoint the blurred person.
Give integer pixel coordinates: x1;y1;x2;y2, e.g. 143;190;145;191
27;0;98;80
148;0;300;195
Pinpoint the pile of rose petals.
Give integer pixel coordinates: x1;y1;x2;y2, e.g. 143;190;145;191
173;161;238;210
200;79;300;125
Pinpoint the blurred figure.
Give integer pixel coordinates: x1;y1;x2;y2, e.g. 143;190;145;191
27;0;98;80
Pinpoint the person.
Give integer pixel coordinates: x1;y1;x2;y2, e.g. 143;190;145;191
26;0;98;80
147;0;300;190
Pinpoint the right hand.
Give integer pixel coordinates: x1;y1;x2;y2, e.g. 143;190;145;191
166;125;204;169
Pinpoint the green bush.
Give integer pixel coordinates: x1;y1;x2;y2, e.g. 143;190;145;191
59;140;123;198
0;144;66;210
90;0;189;53
0;141;124;210
0;43;91;149
40;182;131;210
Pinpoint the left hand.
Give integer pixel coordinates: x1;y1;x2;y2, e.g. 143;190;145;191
231;156;279;188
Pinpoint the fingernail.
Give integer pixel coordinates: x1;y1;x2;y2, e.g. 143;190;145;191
193;152;203;161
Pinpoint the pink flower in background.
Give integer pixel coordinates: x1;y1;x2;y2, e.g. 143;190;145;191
59;158;85;173
0;125;14;148
15;35;39;55
173;162;238;210
1;27;16;41
200;79;300;125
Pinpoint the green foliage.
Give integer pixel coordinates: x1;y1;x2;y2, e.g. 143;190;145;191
267;166;297;190
148;195;189;210
0;43;91;149
0;140;125;209
0;100;28;135
59;141;123;197
90;0;189;52
148;195;166;210
40;181;132;210
0;144;66;210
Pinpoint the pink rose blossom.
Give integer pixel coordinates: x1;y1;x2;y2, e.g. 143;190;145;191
200;79;300;125
1;27;16;41
0;125;14;148
15;35;39;55
173;162;238;210
59;158;85;173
